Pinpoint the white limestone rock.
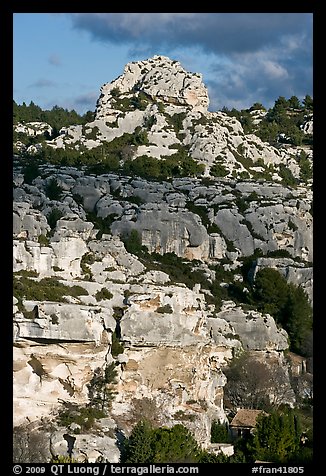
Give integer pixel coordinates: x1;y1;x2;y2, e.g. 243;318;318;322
215;306;289;351
13;240;54;276
112;343;229;446
96;55;209;120
53;217;95;241
51;237;89;278
15;302;116;344
14;121;53;137
50;430;120;463
140;270;170;284
301;115;313;135
17;55;312;186
88;236;145;278
111;203;209;258
207;317;242;350
13;202;50;239
214;208;255;256
207;234;227;259
71;176;111;212
120;284;208;346
13;340;111;426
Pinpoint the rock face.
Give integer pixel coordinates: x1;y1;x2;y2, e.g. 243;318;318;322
96;55;209;119
17;55;312;184
14;121;53;137
111;203;209;257
12;55;313;462
214;305;288;351
13;173;312;458
20;168;312;305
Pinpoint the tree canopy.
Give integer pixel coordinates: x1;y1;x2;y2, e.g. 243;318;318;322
251;409;302;463
122;420;200;463
13;100;94;131
253;268;312;355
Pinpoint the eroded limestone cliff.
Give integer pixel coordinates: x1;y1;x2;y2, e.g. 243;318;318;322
13;55;313;462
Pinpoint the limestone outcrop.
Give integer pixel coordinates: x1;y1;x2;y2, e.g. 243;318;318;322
14;55;312;182
96;55;209;118
12;55;313;462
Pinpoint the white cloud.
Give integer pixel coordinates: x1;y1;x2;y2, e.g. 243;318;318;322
262;60;289;80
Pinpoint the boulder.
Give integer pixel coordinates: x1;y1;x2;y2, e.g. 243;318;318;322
215;306;289;351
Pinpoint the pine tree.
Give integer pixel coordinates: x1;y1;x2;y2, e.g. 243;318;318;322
87;363;117;413
124;420;154;463
254;268;289;318
282;284;313;355
303;95;313;111
252;410;301;462
151;425;199;463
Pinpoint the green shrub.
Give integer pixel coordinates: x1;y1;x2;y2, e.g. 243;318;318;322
211;421;229;443
232;149;254;169
198;451;229;463
13;276;87;302
23;161;41;185
80;252;95;278
266;249;293;258
57;402;106;432
38;234;50;246
157;102;165;114
288;220;298;232
122;229;143;255
156;304;173;314
207;223;223;234
210;163;228;177
235;197;249;213
95;287;113;302
186;201;210;227
111;331;124;357
122;420;200;463
85;211;116;239
14;269;38;278
45;178;63;200
81;252;95;265
252;409;302;463
278;164;298;187
165;112;187;135
47;208;64;230
253;268;312;353
110;87;120;97
297;151;312;182
52;265;63;272
131;94;149;111
69;285;89;297
84;125;99;140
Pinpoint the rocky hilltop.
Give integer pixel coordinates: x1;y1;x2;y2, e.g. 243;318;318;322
96;55;209;115
18;55;312;182
13;56;313;463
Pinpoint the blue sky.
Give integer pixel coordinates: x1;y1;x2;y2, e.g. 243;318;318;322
13;13;313;114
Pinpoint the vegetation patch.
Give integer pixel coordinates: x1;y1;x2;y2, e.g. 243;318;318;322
38;234;50;246
95;287;113;302
57;402;106;432
156;304;173;314
211;421;230;443
13;276;88;303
